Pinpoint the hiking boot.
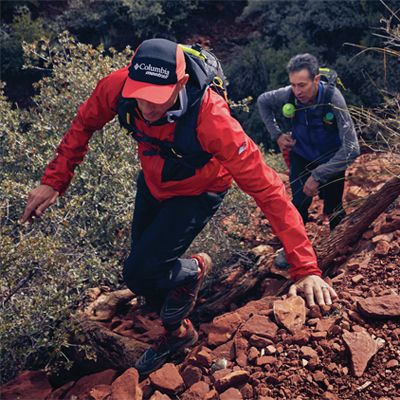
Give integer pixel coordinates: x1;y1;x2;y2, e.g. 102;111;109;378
134;318;198;376
274;248;290;270
160;253;212;327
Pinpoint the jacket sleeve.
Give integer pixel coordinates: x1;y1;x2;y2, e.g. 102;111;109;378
198;91;321;281
41;68;127;195
257;86;292;141
311;88;360;184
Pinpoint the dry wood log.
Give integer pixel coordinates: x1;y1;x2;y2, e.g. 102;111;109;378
68;317;148;373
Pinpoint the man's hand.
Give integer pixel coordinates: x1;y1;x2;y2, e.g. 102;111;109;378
276;133;296;153
303;176;319;197
289;275;338;307
20;185;59;224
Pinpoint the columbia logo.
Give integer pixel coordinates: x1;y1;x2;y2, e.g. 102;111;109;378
133;62;170;79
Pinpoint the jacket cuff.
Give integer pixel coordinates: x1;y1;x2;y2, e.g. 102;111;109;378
41;177;67;196
290;264;322;282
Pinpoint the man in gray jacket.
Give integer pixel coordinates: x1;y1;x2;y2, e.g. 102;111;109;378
257;53;359;230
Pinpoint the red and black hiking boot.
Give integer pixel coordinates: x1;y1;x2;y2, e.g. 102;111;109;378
134;319;198;376
160;253;212;327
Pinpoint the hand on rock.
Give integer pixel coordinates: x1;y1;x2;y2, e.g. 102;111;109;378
289;275;338;307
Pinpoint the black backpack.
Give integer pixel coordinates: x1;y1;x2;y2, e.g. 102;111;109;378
117;43;228;182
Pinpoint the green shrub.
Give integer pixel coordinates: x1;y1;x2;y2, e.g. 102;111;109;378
0;33;138;383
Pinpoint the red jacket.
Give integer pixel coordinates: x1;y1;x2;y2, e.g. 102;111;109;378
42;67;321;281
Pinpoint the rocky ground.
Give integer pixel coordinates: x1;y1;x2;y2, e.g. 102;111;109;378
1;152;399;400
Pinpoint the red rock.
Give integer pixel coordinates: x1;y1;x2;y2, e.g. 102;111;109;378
322;392;339;399
292;330;311;345
311;331;327;340
375;240;390;255
372;233;393;243
89;384;111;400
212;369;232;381
234;336;249;367
204;389;219;399
248;334;273;348
220;387;243;399
351;274;364;284
248;347;259;363
207;312;243;346
1;370;52;400
313;370;326;382
212;339;235;361
214;370;250;392
386;359;399;368
181;365;202;387
358;295;400;317
150;391;171;399
64;369;118;400
111;368;142;400
342;330;378;377
240;383;254;399
256;356;277;366
194;347;213;368
273;296;306;333
149;363;185;395
240;315;278;339
300;346;318;359
308;305;322;318
181;381;209;400
265;345;276;355
316;318;337;334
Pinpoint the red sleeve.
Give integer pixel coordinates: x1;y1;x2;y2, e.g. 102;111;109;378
41;67;128;195
197;90;321;281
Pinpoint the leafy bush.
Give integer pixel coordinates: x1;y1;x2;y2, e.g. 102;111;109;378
0;33;138;383
53;0;201;49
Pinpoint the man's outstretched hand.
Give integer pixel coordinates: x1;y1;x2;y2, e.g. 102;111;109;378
289;275;338;307
20;184;59;224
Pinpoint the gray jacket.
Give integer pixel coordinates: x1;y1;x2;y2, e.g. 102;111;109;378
257;84;360;183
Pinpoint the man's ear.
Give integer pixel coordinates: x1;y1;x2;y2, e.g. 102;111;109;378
314;74;321;84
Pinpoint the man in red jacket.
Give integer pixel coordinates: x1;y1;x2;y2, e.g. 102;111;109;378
20;38;337;375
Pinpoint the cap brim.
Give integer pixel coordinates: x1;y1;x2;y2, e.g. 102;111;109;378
121;78;177;104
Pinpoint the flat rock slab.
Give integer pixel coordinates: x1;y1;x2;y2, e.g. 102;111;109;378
110;368;142;400
273;296;306;333
358;295;400;317
342;330;378;377
149;363;185;395
239;315;278;339
207;312;243;347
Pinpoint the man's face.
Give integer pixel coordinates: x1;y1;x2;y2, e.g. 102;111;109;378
136;75;189;123
289;69;320;105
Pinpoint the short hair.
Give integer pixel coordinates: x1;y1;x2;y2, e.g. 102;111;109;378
287;53;319;79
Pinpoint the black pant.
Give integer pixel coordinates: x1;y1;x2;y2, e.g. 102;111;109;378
123;171;226;306
289;151;345;230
